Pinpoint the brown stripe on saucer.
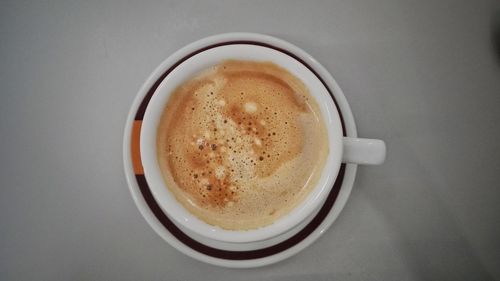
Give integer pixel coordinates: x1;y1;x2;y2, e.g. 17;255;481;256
131;120;144;175
136;165;345;260
132;40;347;260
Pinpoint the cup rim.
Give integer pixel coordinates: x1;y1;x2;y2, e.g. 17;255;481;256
139;33;343;243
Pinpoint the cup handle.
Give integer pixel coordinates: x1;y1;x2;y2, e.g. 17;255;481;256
342;137;386;165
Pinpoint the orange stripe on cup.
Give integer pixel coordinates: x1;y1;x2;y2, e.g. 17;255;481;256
131;120;144;175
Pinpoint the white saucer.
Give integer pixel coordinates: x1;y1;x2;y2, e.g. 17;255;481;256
123;33;358;268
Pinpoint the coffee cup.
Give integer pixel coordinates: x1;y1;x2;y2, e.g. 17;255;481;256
139;33;386;243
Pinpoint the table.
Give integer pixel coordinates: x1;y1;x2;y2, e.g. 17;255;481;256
1;1;499;280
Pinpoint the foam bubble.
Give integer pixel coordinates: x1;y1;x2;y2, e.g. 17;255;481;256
244;102;258;113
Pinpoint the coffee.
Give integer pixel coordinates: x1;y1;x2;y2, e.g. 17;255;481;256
156;60;328;230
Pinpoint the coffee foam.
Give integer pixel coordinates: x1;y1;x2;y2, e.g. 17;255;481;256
157;60;329;230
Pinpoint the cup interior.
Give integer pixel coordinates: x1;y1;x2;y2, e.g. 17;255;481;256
140;44;343;243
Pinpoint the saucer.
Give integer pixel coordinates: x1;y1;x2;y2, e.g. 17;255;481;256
123;33;359;268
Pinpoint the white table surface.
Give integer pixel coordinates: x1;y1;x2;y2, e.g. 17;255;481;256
1;1;500;280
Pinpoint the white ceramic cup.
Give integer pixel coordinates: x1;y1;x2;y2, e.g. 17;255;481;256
140;34;386;244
